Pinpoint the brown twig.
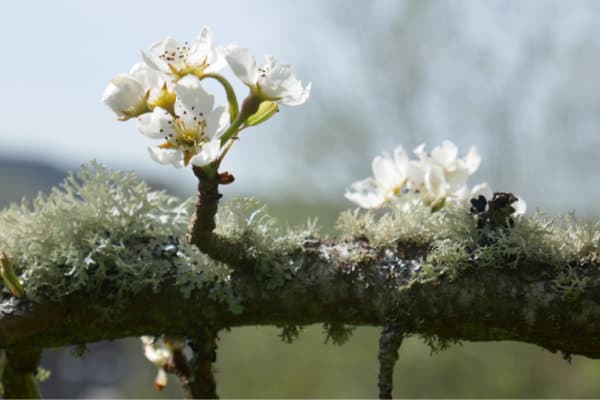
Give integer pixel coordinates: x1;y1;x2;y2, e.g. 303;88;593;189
1;348;41;399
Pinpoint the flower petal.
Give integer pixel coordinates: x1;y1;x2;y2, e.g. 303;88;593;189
431;140;458;168
225;45;258;86
204;105;229;139
101;74;146;117
463;146;481;175
147;146;183;168
154;368;168;391
190;139;221;167
142;37;179;73
512;196;527;215
175;75;214;125
345;178;386;208
137;107;174;139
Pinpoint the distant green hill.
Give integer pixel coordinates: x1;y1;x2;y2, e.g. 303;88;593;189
0;159;66;206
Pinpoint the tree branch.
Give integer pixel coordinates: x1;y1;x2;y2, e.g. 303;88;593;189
1;238;599;361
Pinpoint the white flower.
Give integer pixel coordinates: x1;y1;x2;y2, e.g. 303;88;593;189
225;45;311;106
141;336;171;391
412;141;482;204
101;74;146;119
137;75;229;167
344;178;386;209
143;27;226;81
345;145;410;208
512;196;527;215
102;62;171;120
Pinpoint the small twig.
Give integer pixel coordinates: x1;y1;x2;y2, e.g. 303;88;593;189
186;166;253;267
378;323;404;399
1;348;41;399
186;329;219;399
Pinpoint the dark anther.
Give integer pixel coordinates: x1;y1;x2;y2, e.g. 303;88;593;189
217;171;235;185
470;195;488;214
473;192;519;232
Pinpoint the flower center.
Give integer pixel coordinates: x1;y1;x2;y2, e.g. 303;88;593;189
159;42;208;80
159;42;190;70
160;112;208;154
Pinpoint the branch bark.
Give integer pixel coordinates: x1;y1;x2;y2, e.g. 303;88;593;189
1;238;599;360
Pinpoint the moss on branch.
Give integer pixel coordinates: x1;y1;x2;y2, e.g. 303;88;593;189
0;163;599;361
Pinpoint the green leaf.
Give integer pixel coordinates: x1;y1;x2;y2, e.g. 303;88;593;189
244;101;279;127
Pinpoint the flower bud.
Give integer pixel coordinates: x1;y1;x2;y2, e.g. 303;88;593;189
101;75;149;120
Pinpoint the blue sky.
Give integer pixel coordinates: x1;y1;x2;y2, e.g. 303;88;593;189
3;1;600;215
0;0;356;193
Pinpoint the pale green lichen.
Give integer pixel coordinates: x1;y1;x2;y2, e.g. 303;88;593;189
0;162;596;332
336;203;596;301
0;162;234;311
0;162;320;314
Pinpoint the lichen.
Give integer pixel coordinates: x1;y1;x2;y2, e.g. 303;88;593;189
0;162;596;326
336;203;597;302
0;163;322;314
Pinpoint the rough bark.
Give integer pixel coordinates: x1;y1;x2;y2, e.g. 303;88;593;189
0;238;599;360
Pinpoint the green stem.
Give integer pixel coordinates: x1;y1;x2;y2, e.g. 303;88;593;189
200;73;239;122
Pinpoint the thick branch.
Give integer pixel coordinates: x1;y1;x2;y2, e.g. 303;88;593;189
0;239;599;361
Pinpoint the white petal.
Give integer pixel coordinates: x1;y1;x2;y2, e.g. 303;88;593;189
130;62;167;96
372;155;399;189
406;160;426;185
424;166;448;199
345;178;386;208
143;37;179;73
101;74;146;116
470;182;493;200
393;145;409;178
137;107;174;139
512;196;527;215
142;338;171;366
190;139;221;167
463;146;482;175
205;45;228;73
155;368;168;391
175;75;214;124
279;81;311;106
225;45;259;86
413;143;428;161
204;105;229;139
445;169;470;193
431;140;458;168
147;147;183;168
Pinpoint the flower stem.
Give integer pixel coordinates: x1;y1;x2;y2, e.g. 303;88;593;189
200;73;239;122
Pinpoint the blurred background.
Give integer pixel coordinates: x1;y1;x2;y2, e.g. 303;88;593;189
2;0;600;397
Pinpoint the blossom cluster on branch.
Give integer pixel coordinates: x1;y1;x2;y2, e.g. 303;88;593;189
345;140;526;214
98;27;531;395
101;27;311;170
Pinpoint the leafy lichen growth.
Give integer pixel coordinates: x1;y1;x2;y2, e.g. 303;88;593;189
0;162;236;312
336;203;596;301
0;163;321;314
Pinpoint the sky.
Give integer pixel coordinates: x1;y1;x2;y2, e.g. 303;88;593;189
0;0;357;195
2;1;600;216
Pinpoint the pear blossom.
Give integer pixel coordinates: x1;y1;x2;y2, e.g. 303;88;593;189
346;140;492;211
141;336;171;391
142;27;226;81
102;62;172;120
137;75;228;167
411;141;484;205
345;146;412;208
225;45;311;106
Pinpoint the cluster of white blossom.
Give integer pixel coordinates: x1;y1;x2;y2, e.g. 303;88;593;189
345;140;526;213
102;27;310;169
141;336;185;391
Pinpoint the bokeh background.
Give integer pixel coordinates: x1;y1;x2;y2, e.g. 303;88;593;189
2;0;600;397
